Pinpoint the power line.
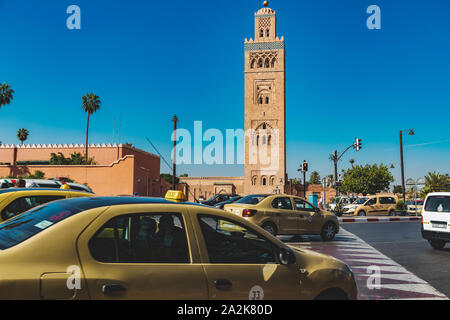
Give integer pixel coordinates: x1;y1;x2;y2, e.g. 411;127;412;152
146;138;172;172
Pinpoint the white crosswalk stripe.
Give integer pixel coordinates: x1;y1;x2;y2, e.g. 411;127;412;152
289;228;448;300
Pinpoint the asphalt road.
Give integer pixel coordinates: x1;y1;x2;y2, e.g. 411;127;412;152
343;221;450;297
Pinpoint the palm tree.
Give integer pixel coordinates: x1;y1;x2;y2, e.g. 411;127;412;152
329;150;339;184
0;83;14;109
81;93;101;162
17;128;29;145
349;158;355;167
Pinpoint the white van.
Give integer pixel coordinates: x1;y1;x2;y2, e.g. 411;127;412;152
421;192;450;250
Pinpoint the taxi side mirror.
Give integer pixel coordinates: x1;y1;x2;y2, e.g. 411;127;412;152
279;247;296;265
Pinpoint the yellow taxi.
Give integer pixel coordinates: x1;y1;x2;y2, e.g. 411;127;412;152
224;194;340;241
0;195;357;300
344;195;398;216
0;187;93;222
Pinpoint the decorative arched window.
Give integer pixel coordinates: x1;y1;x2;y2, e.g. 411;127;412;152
262;177;267;186
252;176;258;185
262;123;267;130
270;176;276;186
271;58;276;68
256;135;260;146
250;59;256;69
258;59;263;68
260;29;264;37
266;29;270;37
259;96;263;105
265;97;269;104
268;135;272;145
262;136;266;145
265;58;270;68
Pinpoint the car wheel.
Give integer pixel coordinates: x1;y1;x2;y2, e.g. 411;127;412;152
321;222;337;241
357;210;366;217
262;222;277;236
429;240;446;250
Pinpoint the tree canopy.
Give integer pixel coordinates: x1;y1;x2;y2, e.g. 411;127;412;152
341;164;394;196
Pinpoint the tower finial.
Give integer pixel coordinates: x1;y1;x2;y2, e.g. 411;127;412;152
263;0;269;7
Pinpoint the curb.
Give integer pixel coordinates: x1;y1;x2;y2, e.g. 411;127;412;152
339;217;421;223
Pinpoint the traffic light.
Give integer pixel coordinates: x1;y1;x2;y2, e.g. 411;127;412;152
302;162;308;172
355;138;362;151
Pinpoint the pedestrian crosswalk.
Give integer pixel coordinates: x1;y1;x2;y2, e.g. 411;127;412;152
285;229;448;300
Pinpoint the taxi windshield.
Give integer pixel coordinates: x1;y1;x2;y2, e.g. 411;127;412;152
236;195;269;205
0;202;82;250
353;198;368;205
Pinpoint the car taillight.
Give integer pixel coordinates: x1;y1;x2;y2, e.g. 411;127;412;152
242;209;257;217
421;215;423;225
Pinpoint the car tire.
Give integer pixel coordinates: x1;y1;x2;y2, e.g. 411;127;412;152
429;240;446;250
357;210;366;217
320;222;337;241
262;222;277;236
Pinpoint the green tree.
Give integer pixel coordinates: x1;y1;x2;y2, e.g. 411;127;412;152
0;83;14;109
309;171;321;184
420;172;449;198
393;185;403;194
17;128;29;145
82;93;101;162
341;164;394;196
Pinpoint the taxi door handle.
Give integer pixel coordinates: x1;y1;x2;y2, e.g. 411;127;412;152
102;284;126;296
214;279;232;291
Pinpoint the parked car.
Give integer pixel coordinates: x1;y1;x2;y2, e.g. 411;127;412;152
328;196;357;212
406;199;424;216
345;195;398;216
342;198;369;215
0;188;92;222
0;179;93;193
421;192;450;250
214;196;242;210
0;196;356;300
200;194;237;206
224;194;340;241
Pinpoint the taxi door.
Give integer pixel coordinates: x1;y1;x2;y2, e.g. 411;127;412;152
268;197;298;234
76;204;208;300
293;198;323;234
192;211;302;300
364;198;378;215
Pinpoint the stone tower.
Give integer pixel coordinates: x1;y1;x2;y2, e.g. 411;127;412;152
244;3;286;195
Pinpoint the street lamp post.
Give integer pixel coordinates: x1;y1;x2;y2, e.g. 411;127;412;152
172;115;178;191
399;129;415;202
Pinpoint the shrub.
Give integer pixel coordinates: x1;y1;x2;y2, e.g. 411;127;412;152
396;200;407;212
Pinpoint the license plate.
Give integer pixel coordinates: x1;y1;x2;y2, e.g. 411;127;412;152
432;222;447;229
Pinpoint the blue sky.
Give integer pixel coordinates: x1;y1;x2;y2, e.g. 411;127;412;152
1;0;449;184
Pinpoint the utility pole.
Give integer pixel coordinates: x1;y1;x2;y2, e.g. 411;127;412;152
399;129;415;202
172;115;178;191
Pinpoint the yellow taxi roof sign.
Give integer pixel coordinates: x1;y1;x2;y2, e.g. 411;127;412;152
165;190;186;202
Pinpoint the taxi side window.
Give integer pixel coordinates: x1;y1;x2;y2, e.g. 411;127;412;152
294;198;314;211
1;195;65;221
366;198;377;206
88;213;190;264
198;215;277;264
272;197;292;210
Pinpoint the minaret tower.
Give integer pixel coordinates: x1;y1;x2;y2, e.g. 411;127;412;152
244;1;286;195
